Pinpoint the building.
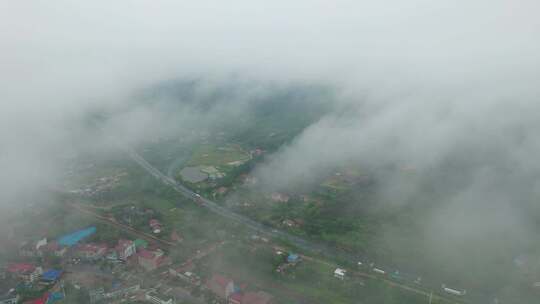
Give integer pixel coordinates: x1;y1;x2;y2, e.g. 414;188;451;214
47;291;64;303
334;268;346;280
19;242;42;258
270;193;290;203
241;291;273;304
228;293;242;304
105;283;140;299
134;239;148;250
105;249;119;262
282;219;297;228
41;269;62;284
18;238;48;258
251;148;264;157
89;287;105;303
74;243;107;260
138;249;168;271
6;263;34;278
0;289;18;304
57;227;96;247
224;291;273;304
43;241;68;257
145;291;174;304
115;240;136;261
205;274;238;299
22;292;48;304
24;267;43;283
169;268;200;285
149;219;162;234
170;231;183;243
6;263;42;283
287;254;300;264
35;238;47;250
215;187;228;196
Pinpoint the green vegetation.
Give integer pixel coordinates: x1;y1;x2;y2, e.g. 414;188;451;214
200;240;453;304
175;143;259;194
185;144;250;168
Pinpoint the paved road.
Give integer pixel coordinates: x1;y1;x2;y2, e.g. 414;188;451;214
119;144;486;304
127;148;335;255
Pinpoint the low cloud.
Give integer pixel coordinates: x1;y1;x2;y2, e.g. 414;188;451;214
1;2;540;294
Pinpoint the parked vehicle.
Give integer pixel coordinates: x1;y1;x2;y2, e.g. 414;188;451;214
373;268;386;275
442;284;466;296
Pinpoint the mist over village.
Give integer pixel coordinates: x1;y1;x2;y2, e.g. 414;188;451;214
1;1;540;304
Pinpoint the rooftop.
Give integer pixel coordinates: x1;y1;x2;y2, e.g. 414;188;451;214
7;263;35;274
138;249;164;260
42;269;62;281
209;274;232;288
133;239;148;248
242;291;273;304
76;243;107;253
57;226;96;247
334;268;346;276
116;239;134;250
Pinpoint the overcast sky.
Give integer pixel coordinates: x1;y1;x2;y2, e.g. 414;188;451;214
1;0;538;195
2;1;540;296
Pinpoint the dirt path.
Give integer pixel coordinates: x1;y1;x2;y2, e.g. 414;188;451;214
66;202;175;247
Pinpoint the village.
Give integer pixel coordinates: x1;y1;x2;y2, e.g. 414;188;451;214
0;221;292;304
0;105;472;304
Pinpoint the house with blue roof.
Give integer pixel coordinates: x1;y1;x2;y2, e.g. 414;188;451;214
58;227;96;247
41;269;62;282
287;254;300;264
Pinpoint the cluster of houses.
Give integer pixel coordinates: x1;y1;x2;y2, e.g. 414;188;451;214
270;193;290;203
167;258;275;304
0;262;64;304
68;173;127;197
275;251;301;274
1;226;175;303
116;206;165;235
87;282;144;304
17;228;170;272
205;274;273;304
71;238;170;272
3;224;278;304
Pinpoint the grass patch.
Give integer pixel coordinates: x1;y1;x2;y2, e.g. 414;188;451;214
185;144;250;169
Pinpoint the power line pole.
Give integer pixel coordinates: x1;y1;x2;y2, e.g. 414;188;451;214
429;291;433;304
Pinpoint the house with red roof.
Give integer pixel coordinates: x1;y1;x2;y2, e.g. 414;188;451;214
205;274;233;299
6;263;43;283
170;230;183;243
205;274;241;300
22;292;48;304
115;240;136;261
74;243;107;260
7;263;35;274
137;249;169;271
228;292;243;304
41;241;67;257
226;291;274;304
241;291;273;304
149;219;162;234
205;274;273;304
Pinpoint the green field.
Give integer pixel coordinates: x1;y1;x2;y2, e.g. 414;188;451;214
200;241;454;304
185;144;251;168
